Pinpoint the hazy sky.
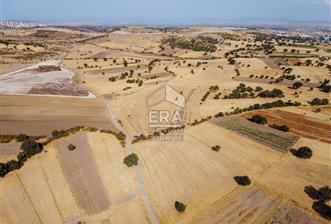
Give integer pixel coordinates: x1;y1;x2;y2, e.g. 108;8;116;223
2;0;331;25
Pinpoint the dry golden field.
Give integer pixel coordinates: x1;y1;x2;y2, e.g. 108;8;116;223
0;26;330;224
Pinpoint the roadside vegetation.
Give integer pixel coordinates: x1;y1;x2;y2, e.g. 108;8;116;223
123;153;139;167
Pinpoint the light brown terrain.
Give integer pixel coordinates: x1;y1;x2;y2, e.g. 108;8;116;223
0;25;330;224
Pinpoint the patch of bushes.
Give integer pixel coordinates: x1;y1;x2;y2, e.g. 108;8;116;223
211;145;220;152
201;91;210;102
234;176;251;186
318;79;330;93
52;129;69;138
148;59;160;72
163;36;218;52
16;134;30;142
0;138;44;177
304;185;331;220
270;124;289;132
67;144;76;151
223;83;256;99
292;81;303;89
214;112;225;118
0;160;21;177
174;201;186;212
258;88;284;98
123;153;139;167
248;115;268;125
292;146;313;159
309;98;329;106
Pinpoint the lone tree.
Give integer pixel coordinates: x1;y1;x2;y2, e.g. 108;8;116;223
67;144;76;151
123;153;139;167
175;201;186;212
292;81;303;89
234;176;251;186
294;146;313;159
211;145;221;152
123;60;128;67
249;115;267;125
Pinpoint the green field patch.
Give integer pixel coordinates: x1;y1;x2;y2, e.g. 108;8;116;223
219;117;299;151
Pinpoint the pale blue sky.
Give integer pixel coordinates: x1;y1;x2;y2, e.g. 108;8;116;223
1;0;330;25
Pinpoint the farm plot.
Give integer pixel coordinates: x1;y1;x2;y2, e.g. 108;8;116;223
133;122;283;223
269;201;328;224
241;109;331;143
0;95;114;136
218;117;299;151
187;186;282;224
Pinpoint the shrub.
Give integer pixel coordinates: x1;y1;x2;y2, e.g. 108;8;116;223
16;134;30;142
320;85;331;93
174;201;186;212
211;145;220;152
20;139;43;160
6;160;21;171
249;115;267;125
309;98;329;106
318;186;331;203
123;153;139;167
258;88;284;98
67;144;76;151
234;176;251;186
0;163;9;177
312;201;331;220
270;124;289;132
214;112;224;118
0;160;21;177
292;82;303;89
294;146;313;159
51;129;67;138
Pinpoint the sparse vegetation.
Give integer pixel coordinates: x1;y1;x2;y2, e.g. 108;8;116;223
292;146;313;159
270;124;289;132
67;144;76;151
309;98;329;106
163;36;218;52
174;201;186;212
211;145;221;152
292;82;303;89
248;115;267;125
234;176;251;186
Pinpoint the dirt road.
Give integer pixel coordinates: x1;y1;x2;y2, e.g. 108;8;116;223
101;94;159;224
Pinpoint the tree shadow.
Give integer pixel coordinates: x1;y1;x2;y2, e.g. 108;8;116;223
312;201;331;220
290;148;298;157
304;185;320;200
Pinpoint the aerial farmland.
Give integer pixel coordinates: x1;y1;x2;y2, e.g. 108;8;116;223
0;15;330;224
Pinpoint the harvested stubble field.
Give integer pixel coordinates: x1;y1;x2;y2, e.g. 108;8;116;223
1;25;330;224
0;95;114;136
